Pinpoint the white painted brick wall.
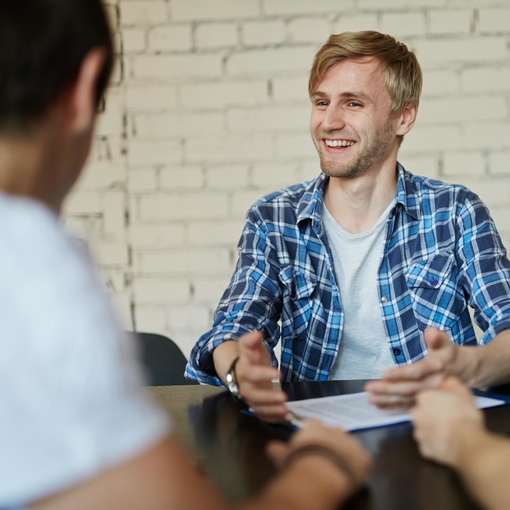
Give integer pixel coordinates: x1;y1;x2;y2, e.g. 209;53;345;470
286;18;333;44
122;28;146;53
333;13;379;33
138;192;229;220
148;25;192;52
134;111;224;137
137;248;232;275
263;0;355;16
428;9;473;35
479;8;510;33
242;20;286;46
227;47;317;76
226;105;310;132
133;277;191;304
132;53;223;79
128;139;182;167
171;0;260;22
195;23;239;49
380;13;427;38
415;37;507;64
443;152;486;176
185;135;273;163
179;80;269;109
130;223;185;247
206;165;250;189
120;1;167;26
126;84;178;110
63;0;510;359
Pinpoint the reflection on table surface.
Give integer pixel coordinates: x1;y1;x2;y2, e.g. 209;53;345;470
150;380;510;510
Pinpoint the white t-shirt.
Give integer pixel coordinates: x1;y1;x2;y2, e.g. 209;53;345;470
324;201;397;380
0;193;169;507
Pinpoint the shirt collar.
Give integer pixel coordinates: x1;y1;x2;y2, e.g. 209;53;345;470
296;173;327;228
297;162;421;227
395;162;421;220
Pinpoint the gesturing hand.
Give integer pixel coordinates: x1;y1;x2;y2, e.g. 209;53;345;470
365;327;466;408
235;331;288;422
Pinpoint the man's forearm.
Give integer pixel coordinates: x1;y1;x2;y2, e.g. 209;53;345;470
212;340;240;385
461;330;510;387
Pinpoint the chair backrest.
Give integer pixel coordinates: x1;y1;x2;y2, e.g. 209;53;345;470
128;332;198;386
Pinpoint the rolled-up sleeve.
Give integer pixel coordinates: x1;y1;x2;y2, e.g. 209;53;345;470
185;211;283;385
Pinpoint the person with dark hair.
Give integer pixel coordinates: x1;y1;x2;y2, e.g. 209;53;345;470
186;31;510;421
0;2;371;509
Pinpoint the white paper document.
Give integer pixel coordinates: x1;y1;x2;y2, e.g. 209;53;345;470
285;391;505;432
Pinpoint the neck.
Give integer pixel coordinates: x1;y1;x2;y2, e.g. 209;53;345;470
0;127;67;213
323;162;398;234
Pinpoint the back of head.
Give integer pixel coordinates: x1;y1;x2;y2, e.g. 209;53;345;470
309;31;422;115
0;0;113;134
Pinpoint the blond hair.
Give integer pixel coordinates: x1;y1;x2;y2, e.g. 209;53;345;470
309;31;422;115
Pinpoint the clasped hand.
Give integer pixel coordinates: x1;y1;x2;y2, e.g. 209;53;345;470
365;327;470;408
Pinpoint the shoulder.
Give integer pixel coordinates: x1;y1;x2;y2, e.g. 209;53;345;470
246;177;320;223
404;170;482;207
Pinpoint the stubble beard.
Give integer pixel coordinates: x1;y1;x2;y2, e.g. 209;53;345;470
318;120;394;180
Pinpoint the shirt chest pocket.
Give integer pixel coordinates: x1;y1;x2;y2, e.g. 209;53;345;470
405;253;465;330
279;267;317;338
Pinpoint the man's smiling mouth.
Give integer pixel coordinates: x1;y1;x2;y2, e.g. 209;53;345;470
324;139;356;147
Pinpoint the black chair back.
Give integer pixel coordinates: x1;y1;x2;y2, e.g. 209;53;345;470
128;332;198;386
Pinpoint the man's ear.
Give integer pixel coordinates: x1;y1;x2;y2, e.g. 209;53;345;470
64;48;107;134
395;101;418;137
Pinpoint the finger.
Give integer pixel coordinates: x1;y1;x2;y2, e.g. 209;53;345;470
424;327;451;351
440;376;474;400
241;386;287;406
251;403;289;422
239;330;266;364
367;372;445;397
238;364;279;384
380;356;444;381
367;380;423;397
368;392;415;408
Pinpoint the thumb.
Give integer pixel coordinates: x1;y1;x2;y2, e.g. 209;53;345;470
239;330;266;364
424;327;450;352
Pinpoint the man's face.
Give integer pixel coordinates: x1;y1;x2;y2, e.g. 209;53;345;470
310;57;401;180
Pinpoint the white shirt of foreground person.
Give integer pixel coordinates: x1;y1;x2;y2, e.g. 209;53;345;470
0;192;169;508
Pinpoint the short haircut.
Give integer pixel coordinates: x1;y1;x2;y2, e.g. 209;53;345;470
309;31;423;115
0;0;113;132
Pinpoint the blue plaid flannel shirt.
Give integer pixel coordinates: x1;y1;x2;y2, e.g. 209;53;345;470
186;163;510;385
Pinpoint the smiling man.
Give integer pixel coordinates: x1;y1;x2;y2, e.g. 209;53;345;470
186;31;510;420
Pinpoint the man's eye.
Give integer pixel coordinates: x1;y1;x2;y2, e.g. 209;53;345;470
316;101;329;107
348;102;362;107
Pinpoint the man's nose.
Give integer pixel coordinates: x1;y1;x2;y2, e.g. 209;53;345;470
321;105;346;131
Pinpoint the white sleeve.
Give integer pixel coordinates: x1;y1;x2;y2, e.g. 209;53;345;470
0;198;170;507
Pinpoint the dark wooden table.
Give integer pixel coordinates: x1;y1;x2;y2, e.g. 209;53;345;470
150;380;510;510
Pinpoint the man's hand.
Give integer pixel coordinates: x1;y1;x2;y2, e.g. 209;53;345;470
237;331;288;421
221;331;288;421
365;327;472;408
411;377;485;468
